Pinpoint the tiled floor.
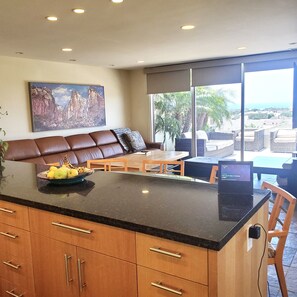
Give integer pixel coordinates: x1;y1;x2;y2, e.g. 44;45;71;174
254;174;297;297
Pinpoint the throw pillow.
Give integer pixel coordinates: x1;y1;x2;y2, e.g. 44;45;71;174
111;128;132;151
196;130;208;141
124;131;147;152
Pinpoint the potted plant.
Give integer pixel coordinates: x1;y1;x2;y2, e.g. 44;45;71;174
0;107;8;171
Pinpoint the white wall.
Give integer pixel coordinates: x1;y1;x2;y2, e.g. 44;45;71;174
0;56;132;140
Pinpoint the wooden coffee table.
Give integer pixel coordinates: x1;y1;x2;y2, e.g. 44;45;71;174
118;150;189;171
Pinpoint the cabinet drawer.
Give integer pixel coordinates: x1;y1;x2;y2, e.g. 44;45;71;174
0;201;29;230
136;233;208;285
138;266;208;297
0;223;32;259
0;277;34;297
29;208;136;262
0;248;34;293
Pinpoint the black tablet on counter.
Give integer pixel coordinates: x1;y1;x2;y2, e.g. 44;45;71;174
218;161;254;196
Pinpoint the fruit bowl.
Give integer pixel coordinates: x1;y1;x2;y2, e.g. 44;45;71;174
37;168;94;185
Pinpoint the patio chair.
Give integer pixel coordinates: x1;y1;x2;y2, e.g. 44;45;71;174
261;181;296;297
270;129;297;153
234;128;265;151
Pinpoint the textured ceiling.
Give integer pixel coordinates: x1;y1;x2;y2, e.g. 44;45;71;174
0;0;296;69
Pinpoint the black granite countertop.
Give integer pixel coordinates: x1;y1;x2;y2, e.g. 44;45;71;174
0;161;270;251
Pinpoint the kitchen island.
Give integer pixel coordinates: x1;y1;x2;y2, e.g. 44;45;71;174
0;161;270;297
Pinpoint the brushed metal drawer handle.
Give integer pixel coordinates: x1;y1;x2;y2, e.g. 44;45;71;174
5;289;23;297
149;247;182;259
3;261;21;270
78;259;86;292
52;222;92;234
0;232;18;239
0;207;15;214
64;254;73;286
151;282;183;295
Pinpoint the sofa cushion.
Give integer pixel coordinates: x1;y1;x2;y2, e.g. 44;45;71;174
5;139;41;161
43;151;78;166
124;131;147;151
90;130;118;146
207;140;233;150
275;137;296;143
35;136;70;155
235;135;255;142
65;134;96;150
74;147;103;164
99;144;125;158
111;128;132;151
277;129;296;138
181;132;192;139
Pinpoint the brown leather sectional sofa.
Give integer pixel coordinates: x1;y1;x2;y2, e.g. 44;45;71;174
5;130;162;166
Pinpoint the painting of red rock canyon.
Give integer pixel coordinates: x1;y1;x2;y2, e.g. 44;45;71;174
29;82;106;132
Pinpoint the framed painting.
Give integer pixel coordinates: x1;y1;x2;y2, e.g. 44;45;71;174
28;82;106;132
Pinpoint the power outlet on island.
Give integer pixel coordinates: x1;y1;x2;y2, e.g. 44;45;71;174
247;224;253;252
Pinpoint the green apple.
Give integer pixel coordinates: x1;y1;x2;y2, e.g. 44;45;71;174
68;169;79;178
54;167;69;179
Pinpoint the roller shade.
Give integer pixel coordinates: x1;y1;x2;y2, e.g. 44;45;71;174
192;64;241;86
147;69;190;94
245;58;296;72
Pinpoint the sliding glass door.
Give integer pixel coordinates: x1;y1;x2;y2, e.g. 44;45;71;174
152;91;191;151
194;84;241;158
244;68;294;159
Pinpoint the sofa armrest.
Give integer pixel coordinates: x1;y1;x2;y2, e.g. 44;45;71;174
270;130;278;141
145;141;164;150
208;131;234;141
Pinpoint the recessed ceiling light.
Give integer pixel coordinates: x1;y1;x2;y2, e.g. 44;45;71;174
181;25;195;30
46;16;58;21
142;190;149;194
289;42;297;45
137;60;144;64
62;48;72;52
69;59;77;62
15;51;23;55
72;8;85;14
111;0;124;3
237;46;247;50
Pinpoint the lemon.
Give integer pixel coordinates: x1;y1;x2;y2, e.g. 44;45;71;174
49;166;58;172
47;171;55;179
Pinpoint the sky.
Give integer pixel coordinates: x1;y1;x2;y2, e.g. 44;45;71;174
210;68;294;109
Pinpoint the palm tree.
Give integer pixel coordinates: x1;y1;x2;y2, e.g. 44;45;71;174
153;87;231;143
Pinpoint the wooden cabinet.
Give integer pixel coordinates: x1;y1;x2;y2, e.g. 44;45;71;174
31;234;78;297
0;201;34;297
29;208;137;297
0;199;268;297
136;233;208;297
138;266;208;297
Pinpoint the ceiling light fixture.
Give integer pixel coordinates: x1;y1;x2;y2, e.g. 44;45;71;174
237;46;247;50
15;52;24;55
69;59;77;62
137;60;144;64
62;48;72;52
111;0;124;3
181;25;195;30
289;42;297;45
46;16;58;21
72;8;85;14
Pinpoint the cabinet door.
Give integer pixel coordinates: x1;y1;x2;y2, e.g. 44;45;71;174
77;247;137;297
31;234;79;297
